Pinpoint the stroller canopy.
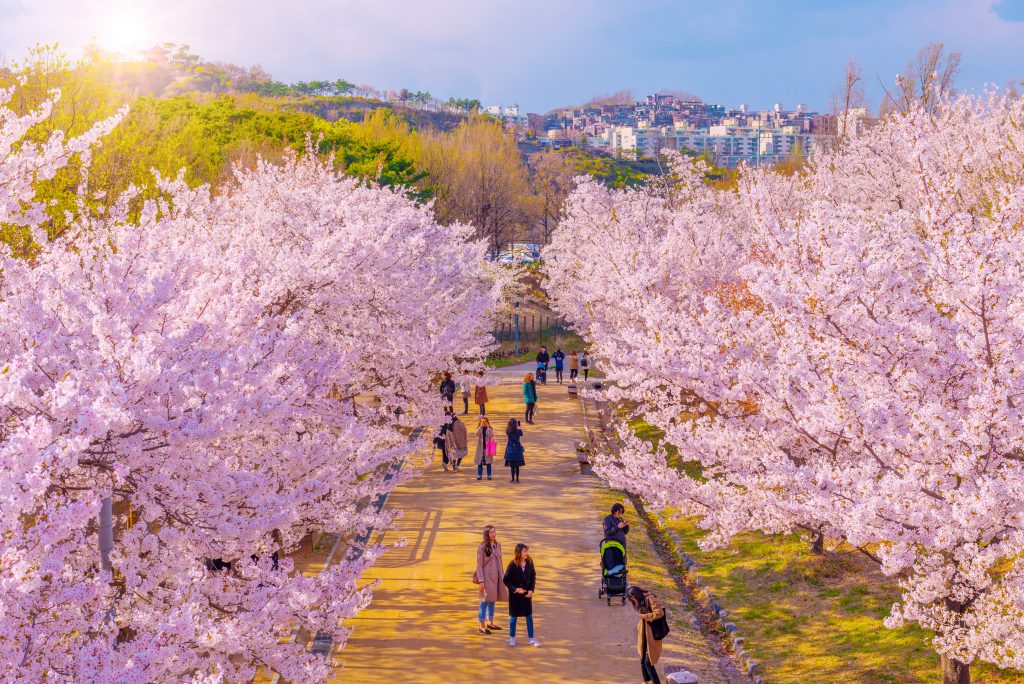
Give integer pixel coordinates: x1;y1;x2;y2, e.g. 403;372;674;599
600;539;626;576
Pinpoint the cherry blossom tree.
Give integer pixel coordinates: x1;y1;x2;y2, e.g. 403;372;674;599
545;94;1024;683
0;87;125;253
1;94;502;682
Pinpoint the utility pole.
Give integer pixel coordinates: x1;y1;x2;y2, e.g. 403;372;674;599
99;496;113;573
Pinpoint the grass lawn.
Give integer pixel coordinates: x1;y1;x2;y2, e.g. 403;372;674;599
485;331;589;368
485;351;536;368
628;419;1024;684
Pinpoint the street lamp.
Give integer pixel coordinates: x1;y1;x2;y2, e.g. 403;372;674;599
514;301;520;356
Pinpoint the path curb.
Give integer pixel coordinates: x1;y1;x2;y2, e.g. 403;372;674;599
622;471;765;681
661;529;767;681
268;426;426;682
627;498;757;682
579;384;760;682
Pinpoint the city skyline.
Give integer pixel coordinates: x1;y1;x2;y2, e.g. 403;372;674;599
2;0;1024;113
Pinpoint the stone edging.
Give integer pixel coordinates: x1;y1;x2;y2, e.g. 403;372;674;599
576;388;764;682
650;510;766;684
269;426;427;681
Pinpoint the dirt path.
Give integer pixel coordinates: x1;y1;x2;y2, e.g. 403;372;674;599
328;363;742;683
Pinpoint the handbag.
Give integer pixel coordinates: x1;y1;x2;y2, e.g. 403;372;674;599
486;439;497;457
650;612;670;641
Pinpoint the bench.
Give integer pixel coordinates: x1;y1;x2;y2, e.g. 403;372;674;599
576;439;593;474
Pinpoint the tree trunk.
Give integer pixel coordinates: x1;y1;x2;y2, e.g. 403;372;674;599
810;528;825;554
939;599;971;684
940;655;970;684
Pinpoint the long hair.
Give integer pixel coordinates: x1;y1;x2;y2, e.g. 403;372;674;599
506;418;519;437
524;372;534;383
482;525;496;555
478;417;491;430
513;543;531;566
627;586;650;613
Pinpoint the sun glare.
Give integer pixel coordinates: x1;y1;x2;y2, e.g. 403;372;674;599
95;5;153;57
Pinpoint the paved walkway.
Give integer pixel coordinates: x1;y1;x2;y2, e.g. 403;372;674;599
327;363;742;683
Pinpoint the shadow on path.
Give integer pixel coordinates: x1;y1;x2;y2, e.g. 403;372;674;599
330;363;742;683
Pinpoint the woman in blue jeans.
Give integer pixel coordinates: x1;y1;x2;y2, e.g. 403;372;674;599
475;525;507;633
502;543;540;647
474;417;495;480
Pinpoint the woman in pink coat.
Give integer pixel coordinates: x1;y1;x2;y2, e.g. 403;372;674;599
475;525;509;633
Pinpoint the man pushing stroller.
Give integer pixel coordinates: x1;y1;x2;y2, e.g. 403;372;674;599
604;502;630;547
600;502;631;604
535;346;550;385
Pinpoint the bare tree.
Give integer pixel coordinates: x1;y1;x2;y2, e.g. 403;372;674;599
829;60;867;143
581;89;635;108
646;130;667;161
656;89;702;103
529;150;575;244
880;42;961;116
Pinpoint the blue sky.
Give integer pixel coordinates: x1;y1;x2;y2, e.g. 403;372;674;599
2;0;1023;113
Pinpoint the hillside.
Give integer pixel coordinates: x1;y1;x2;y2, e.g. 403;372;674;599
0;43;472;133
289;97;467;131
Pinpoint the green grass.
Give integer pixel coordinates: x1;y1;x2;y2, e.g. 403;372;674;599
629;417;703;480
629;420;1024;683
485;352;536;368
485;330;589;368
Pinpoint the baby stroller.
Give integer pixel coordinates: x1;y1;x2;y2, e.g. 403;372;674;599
598;539;628;605
536;362;547;385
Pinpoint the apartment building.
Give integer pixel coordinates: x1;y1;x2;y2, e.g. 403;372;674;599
511;94;823;165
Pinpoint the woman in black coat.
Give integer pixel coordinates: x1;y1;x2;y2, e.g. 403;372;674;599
502;543;540;647
503;418;525;483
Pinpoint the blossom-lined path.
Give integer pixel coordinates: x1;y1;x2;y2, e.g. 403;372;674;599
326;363;743;683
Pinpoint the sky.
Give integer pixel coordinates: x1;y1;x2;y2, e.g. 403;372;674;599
2;0;1024;113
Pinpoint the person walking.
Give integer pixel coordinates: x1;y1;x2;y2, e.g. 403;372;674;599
459;378;471;415
439;372;456;408
473;371;489;416
474;525;508;633
446;413;469;473
552;348;565;384
504;418;525;483
569;350;579;381
523;372;538;424
628;586;669;684
474;417;496;480
603;502;631;547
581;352;591;381
502;543;540;647
434;418;451;471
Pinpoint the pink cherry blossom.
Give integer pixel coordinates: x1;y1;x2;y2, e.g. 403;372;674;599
545;93;1024;680
1;98;503;682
